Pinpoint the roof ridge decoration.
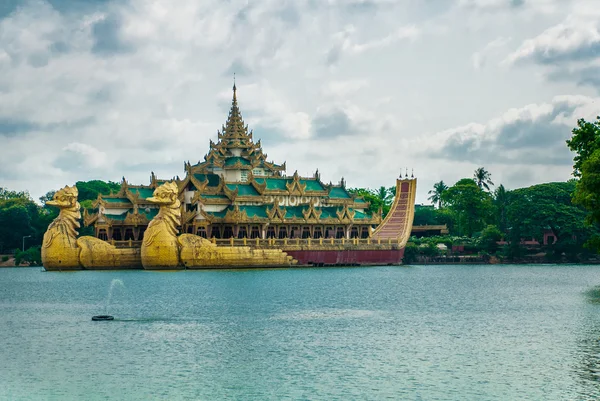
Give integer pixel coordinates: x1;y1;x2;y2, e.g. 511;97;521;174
302;201;322;221
286;170;307;195
266;199;286;221
336;203;355;222
224;204;248;223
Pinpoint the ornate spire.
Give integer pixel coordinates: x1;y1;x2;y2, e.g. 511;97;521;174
222;78;247;139
232;73;237;104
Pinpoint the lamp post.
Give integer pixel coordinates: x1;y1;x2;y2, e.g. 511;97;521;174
22;235;31;252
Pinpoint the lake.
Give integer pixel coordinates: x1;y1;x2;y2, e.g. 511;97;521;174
1;265;599;400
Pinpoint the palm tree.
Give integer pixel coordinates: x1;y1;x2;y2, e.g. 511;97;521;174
428;181;448;208
473;167;494;191
376;186;392;206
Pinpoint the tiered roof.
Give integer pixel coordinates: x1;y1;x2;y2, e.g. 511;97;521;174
88;83;381;228
190;83;285;174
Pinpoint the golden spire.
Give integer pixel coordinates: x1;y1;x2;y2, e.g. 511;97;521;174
223;76;246;139
232;73;237;104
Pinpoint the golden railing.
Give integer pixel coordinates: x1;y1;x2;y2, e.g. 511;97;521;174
109;237;404;250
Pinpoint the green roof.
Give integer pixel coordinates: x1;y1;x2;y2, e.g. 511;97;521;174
132;188;154;199
329;187;350;199
256;178;288;190
319;207;342;219
200;194;228;199
284;206;305;219
226;184;260;196
300;179;325;192
240;205;268;218
194;174;220;187
224;157;251;166
354;198;367;204
104;197;130;203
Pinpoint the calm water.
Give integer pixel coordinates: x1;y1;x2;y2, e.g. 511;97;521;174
1;265;600;400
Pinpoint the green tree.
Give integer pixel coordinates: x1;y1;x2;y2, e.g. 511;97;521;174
507;182;594;260
473;167;494;191
493;184;509;235
443;178;493;237
566;116;600;177
427;180;448;208
479;225;503;253
15;246;42;266
75;180;120;202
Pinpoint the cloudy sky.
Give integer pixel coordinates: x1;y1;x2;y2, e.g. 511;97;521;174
1;0;599;203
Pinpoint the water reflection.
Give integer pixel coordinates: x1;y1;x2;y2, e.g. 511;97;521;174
576;287;600;398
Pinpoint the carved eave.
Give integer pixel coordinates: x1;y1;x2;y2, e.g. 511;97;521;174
92;194;105;209
223;185;239;201
266;201;286;221
124;210;149;226
336;204;355;223
199;209;216;223
223;160;253;170
181;210;197;225
302;203;322;221
216;175;226;192
83;209;98;227
189;174;209;193
249;177;267;195
224;204;248;223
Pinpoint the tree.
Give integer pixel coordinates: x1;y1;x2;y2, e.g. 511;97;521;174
479;225;503;253
428;181;448;208
348;186;395;217
566;116;600;177
506;181;594;260
473;167;494;191
443;178;493;237
493;184;509;235
75;180;121;202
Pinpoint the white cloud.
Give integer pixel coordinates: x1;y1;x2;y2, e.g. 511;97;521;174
0;0;597;204
472;36;511;70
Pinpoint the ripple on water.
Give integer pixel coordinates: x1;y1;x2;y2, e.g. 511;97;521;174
1;265;600;400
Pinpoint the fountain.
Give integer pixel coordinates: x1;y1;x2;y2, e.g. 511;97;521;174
92;279;125;321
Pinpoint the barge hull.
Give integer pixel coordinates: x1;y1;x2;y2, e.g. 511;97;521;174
286;249;404;266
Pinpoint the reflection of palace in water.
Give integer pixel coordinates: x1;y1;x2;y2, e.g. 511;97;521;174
84;84;391;243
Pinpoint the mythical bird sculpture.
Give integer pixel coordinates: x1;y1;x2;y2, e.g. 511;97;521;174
41;185;82;270
41;185;140;270
141;182;182;269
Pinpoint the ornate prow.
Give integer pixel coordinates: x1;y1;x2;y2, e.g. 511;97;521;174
371;178;417;247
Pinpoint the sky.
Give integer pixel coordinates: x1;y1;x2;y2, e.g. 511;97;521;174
0;0;599;204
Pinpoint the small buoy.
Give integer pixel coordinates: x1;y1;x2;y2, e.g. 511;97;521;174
92;315;114;321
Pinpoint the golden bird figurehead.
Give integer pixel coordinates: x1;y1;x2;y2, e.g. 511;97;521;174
46;185;79;209
147;182;179;205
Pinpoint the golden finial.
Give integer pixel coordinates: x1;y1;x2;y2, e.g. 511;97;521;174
232;73;237;103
